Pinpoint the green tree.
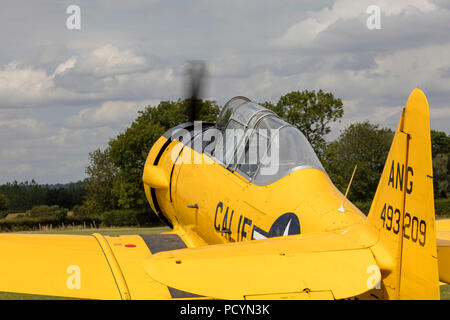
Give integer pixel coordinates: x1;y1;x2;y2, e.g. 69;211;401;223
433;152;449;199
262;89;344;158
84;148;119;212
322;121;394;203
430;130;450;199
0;180;86;213
0;180;47;212
108;99;220;210
431;130;450;157
0;193;10;219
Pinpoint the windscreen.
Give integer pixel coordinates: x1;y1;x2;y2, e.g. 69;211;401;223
216;97;249;129
252;125;325;185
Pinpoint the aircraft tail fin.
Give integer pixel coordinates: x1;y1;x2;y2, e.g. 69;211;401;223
365;88;439;299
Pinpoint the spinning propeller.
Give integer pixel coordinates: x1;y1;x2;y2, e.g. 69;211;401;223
185;61;206;122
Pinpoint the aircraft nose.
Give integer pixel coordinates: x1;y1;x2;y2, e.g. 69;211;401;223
143;164;169;189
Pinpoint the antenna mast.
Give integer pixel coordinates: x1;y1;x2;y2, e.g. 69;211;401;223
338;164;357;213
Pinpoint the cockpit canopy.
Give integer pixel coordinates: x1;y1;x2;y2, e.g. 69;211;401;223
204;96;325;185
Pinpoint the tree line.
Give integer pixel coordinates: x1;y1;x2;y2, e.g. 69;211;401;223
0;180;86;216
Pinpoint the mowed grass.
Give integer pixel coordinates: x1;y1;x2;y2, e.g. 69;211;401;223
10;226;171;236
441;284;450;300
0;226;449;300
0;292;79;300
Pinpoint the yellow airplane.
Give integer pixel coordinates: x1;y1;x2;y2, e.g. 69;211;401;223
0;87;449;300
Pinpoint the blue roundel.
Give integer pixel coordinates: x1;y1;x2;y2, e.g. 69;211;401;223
268;212;301;237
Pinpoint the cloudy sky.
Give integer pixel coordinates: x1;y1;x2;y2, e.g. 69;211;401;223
0;0;449;184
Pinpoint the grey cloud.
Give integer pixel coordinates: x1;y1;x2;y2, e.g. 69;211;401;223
432;0;450;10
440;66;450;78
296;9;450;56
332;54;377;71
34;44;70;71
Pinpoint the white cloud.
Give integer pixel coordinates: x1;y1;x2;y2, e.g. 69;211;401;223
0;118;50;140
0;116;122;183
67;100;159;128
0;62;54;106
378;0;436;15
0;44;166;108
52;56;77;77
209;56;252;78
72;44;149;77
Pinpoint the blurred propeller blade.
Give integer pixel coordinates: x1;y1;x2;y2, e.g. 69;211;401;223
185;61;206;122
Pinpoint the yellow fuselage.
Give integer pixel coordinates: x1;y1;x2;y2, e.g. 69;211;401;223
144;134;366;248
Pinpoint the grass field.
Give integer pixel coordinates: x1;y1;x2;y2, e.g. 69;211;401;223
9;226;171;236
0;226;448;300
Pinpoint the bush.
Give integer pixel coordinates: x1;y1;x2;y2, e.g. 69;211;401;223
0;216;61;231
436;198;450;217
27;205;68;221
102;209;160;227
0;211;8;220
0;193;10;212
0;194;10;219
0;206;162;231
0;215;103;232
72;202;98;218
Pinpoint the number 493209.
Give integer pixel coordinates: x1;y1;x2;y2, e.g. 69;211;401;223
380;203;426;246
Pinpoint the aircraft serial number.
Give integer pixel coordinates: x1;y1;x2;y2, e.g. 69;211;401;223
380;203;426;246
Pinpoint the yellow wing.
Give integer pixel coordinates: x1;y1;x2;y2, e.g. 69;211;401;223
0;233;201;299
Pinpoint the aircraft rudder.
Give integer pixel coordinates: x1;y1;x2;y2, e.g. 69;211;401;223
365;88;439;299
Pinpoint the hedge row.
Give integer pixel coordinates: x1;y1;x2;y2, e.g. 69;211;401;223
435;198;450;217
0;209;163;232
102;209;162;227
1;199;449;232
